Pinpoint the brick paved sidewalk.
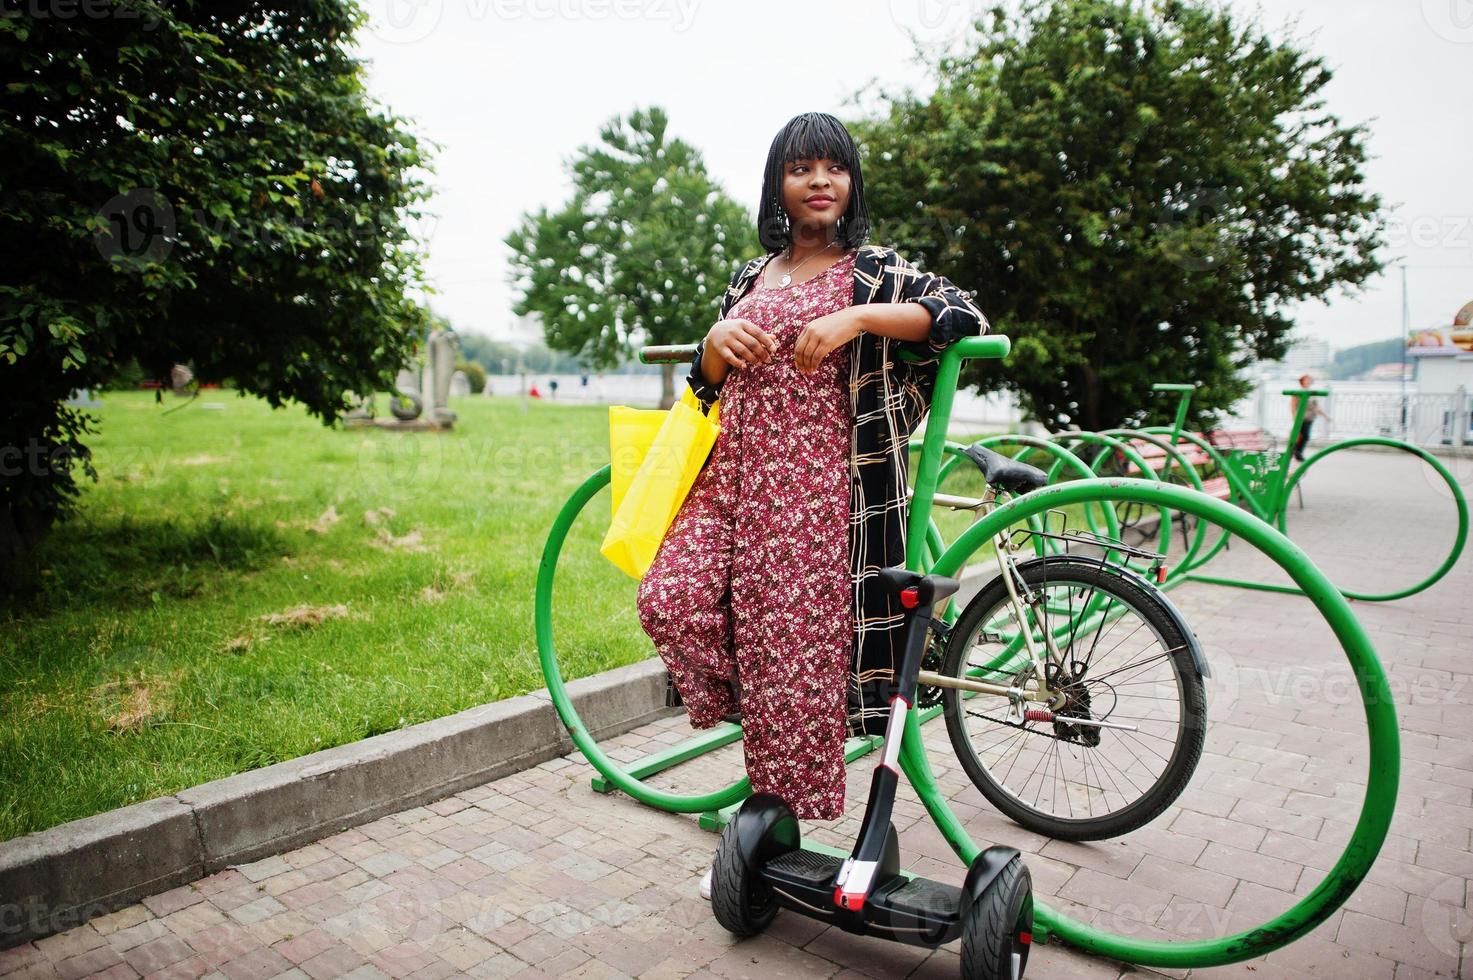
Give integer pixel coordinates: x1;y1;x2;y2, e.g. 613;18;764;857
3;448;1469;980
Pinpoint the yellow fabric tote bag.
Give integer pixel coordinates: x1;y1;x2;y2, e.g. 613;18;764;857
600;387;719;579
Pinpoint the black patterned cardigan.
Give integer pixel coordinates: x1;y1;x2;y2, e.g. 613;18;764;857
684;243;989;735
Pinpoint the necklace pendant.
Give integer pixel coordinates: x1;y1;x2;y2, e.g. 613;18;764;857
779;274;792;287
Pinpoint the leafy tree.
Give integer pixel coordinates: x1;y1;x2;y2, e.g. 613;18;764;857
853;0;1384;431
0;1;431;590
505;106;758;407
454;333;515;374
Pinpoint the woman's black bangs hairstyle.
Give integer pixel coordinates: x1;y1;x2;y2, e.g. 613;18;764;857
757;111;871;253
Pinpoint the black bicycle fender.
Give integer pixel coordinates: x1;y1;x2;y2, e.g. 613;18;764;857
1144;583;1212;679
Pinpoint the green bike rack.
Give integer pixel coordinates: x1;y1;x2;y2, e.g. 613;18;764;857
1096;426;1215;578
1190;436;1470;602
1139;383;1468;601
914;478;1400;967
536;344;1401;970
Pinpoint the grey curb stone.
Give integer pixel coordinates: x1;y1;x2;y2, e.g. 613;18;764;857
0;659;671;948
0;797;202;948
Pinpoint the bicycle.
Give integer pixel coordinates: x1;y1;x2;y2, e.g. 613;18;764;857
917;444;1209;841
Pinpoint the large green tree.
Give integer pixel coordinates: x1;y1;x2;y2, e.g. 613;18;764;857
854;0;1384;431
505;106;757;407
0;1;431;590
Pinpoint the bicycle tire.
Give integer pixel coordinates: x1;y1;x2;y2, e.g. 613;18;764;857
940;556;1206;841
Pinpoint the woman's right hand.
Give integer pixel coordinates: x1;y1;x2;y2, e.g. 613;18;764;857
706;318;777;369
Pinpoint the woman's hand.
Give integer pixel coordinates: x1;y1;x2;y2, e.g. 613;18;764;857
707;318;777;369
795;308;864;374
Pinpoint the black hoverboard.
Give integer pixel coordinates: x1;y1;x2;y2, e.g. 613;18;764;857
708;569;1034;979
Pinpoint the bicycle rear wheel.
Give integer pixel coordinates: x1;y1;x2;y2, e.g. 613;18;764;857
940;556;1205;841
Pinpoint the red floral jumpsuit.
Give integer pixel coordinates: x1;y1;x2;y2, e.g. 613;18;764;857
636;249;856;821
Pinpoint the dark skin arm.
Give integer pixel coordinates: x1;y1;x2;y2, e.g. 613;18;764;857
698;288;932;382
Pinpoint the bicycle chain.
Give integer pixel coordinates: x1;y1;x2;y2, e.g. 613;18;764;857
962;708;1092;745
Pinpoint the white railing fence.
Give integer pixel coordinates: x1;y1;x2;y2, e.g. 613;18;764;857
1222;382;1472;448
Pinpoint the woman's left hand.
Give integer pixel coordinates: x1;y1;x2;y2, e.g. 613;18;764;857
795;308;864;374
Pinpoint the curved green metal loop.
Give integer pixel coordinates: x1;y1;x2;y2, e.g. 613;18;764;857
1138;426;1263;519
1135;425;1258;574
1042;430;1175;561
1097;427;1215;576
1279;437;1468;601
534;465;751;812
898;478;1399;968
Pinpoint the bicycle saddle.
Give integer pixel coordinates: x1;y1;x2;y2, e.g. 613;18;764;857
960;444;1049;495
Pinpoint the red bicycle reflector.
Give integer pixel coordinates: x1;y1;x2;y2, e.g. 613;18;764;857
899;587;919;609
1019;931;1033;945
1155;564;1169;584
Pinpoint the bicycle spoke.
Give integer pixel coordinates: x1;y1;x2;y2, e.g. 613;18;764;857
942;560;1204;836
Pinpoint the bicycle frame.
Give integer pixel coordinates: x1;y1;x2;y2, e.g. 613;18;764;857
914;485;1149;737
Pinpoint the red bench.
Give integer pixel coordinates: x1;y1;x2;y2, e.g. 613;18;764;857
1208;428;1275;455
1117;435;1231;500
1117;428;1300;531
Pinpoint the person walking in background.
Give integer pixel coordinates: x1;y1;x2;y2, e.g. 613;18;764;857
1291;373;1330;462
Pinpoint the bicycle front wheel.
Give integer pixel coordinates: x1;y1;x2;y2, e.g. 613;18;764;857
940;556;1206;841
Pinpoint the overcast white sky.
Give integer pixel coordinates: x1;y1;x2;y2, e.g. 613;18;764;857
353;0;1472;353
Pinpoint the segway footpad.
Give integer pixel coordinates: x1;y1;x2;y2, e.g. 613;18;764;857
763;849;843;889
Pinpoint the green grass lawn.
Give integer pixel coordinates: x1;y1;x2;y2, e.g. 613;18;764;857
0;390;1068;842
0;390;647;841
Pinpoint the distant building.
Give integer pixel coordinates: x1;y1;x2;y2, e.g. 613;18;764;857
1278;338;1332;375
1360;362;1414;381
1405;298;1473;395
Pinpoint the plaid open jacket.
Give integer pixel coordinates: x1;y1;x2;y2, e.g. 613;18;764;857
685;243;989;735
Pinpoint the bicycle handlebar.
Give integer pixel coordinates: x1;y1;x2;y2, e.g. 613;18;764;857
1152;383;1195;393
637;335;1011;365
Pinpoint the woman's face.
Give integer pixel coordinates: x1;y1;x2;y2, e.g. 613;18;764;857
782;155;851;247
